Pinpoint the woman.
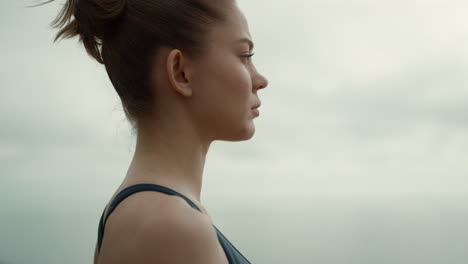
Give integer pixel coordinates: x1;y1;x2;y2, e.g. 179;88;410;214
41;0;268;263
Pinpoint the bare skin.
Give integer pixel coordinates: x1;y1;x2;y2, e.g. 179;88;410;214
94;2;268;263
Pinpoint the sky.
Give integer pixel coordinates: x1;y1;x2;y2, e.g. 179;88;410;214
1;0;467;263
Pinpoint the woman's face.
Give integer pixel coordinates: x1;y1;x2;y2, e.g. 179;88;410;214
189;3;269;142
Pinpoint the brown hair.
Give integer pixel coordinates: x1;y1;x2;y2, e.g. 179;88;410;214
32;0;229;133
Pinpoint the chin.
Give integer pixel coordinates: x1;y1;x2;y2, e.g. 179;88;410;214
220;122;256;142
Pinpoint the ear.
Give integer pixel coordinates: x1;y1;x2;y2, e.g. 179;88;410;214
166;49;193;97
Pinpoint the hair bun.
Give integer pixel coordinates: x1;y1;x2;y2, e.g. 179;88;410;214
74;0;127;39
47;0;127;64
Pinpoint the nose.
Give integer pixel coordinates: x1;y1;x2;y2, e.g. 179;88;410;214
254;72;268;91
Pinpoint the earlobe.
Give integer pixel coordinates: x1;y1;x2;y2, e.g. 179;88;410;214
166;49;193;97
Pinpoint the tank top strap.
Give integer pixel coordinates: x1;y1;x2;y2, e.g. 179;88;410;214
97;183;202;252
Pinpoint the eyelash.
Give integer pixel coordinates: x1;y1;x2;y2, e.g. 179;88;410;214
242;53;255;61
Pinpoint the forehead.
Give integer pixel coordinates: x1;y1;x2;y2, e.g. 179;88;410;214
208;4;252;47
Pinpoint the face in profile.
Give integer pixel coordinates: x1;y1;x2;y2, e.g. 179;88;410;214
188;3;269;142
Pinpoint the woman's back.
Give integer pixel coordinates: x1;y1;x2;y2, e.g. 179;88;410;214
94;184;251;264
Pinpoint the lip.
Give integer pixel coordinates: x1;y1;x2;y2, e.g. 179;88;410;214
251;102;261;109
252;108;260;116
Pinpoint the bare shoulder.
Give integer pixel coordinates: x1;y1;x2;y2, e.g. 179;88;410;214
97;191;227;264
134;198;227;263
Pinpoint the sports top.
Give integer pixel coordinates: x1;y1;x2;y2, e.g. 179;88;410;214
96;183;251;264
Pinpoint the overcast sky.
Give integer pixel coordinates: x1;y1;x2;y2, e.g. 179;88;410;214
1;0;468;263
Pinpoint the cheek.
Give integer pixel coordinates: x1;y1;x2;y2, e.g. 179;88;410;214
217;60;251;98
192;56;252;120
217;68;251;118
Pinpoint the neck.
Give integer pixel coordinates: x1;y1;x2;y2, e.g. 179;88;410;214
123;113;211;203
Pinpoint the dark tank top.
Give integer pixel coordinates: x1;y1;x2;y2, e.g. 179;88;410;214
96;184;251;264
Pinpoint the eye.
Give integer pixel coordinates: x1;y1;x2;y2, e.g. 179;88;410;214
241;52;255;62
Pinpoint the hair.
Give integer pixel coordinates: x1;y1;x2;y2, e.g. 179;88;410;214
31;0;230;134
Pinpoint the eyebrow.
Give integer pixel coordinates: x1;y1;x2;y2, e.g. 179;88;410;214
235;37;255;52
